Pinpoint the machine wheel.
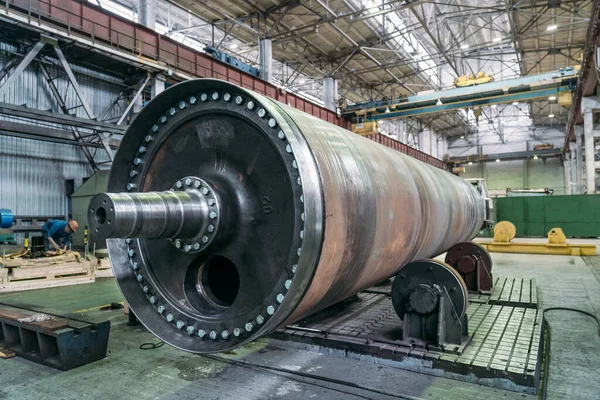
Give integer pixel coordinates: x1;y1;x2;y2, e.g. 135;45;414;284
391;259;468;320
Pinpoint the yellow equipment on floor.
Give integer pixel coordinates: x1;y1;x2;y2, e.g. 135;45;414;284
476;221;596;256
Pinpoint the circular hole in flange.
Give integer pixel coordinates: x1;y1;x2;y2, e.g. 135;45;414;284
95;207;107;225
201;255;239;307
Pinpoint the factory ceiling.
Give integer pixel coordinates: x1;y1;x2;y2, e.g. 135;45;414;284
46;0;587;139
152;0;590;138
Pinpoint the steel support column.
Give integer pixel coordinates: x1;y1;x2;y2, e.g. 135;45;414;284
138;0;156;30
259;39;273;83
323;77;337;112
151;74;166;98
571;150;577;194
524;158;529;189
419;129;434;157
575;125;584;193
584;109;596;194
564;155;572;195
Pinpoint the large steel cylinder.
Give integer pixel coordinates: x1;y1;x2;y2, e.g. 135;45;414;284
90;79;484;353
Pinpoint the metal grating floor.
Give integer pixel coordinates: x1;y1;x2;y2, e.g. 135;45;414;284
274;285;543;392
445;303;542;386
470;277;538;309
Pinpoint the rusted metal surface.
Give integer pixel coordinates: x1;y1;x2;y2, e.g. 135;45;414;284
445;242;494;293
1;0;447;169
91;79;483;353
364;133;448;170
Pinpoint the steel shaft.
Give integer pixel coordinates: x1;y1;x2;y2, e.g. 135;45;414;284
97;79;484;353
90;191;206;240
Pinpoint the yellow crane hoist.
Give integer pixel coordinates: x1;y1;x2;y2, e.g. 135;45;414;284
454;72;494;87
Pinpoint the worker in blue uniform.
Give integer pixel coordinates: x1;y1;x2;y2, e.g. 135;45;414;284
41;220;79;252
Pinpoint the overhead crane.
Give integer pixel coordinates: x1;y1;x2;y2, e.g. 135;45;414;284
343;67;578;125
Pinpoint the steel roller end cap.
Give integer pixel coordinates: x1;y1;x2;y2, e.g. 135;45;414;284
88;193;118;242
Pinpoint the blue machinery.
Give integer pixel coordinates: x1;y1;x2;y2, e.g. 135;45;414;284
204;47;260;78
0;209;13;229
0;209;14;244
343;67;578;122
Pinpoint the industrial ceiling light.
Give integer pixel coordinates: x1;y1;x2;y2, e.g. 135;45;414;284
491;104;497;108
548;96;557;101
533;155;539;160
547;25;557;31
385;107;391;113
460;135;465;139
493;37;502;42
512;102;519;106
298;79;305;84
496;159;500;162
436;99;443;105
548;114;555;118
461;44;469;49
230;43;238;49
468;161;473;165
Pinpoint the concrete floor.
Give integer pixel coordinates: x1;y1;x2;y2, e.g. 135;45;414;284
0;250;598;399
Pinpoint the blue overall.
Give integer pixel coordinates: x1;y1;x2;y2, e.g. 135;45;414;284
41;220;72;250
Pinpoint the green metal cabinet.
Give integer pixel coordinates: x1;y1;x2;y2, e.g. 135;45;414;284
71;171;109;248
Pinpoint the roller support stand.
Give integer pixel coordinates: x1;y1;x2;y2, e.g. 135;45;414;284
445;242;493;294
391;259;471;352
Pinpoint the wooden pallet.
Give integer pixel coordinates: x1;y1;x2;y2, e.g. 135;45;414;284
0;260;95;293
10;262;91;281
90;257;113;278
0;276;95;293
1;252;81;268
94;269;114;278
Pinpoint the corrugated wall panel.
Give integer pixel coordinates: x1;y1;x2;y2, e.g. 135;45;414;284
0;40;125;123
0;36;125;186
0;135;92;243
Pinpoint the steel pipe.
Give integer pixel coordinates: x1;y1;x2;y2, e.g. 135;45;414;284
92;79;484;353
